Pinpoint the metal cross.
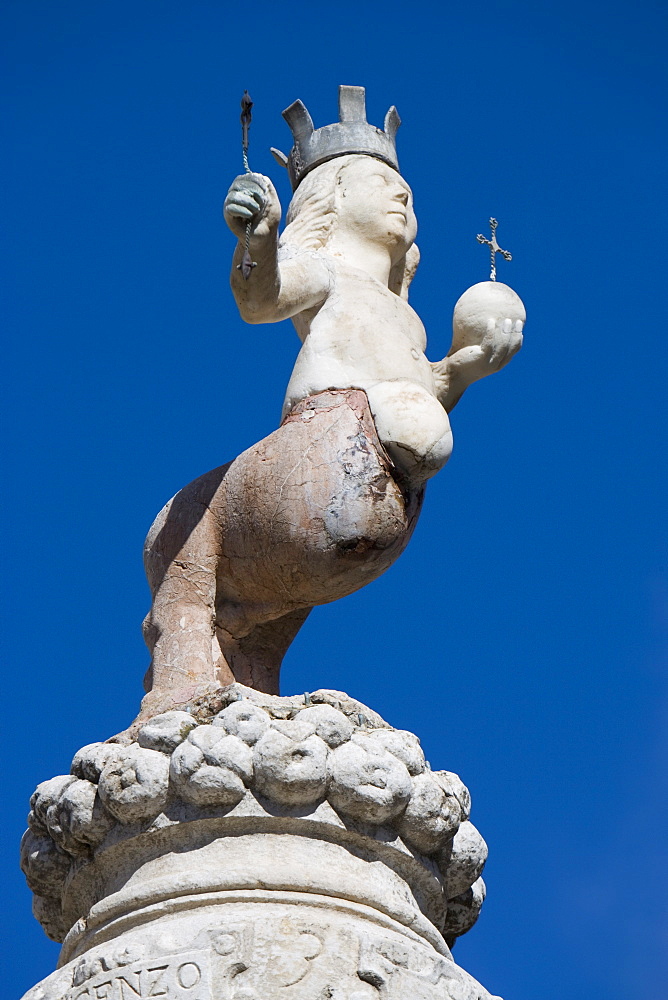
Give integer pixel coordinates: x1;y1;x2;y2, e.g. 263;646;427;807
476;218;512;282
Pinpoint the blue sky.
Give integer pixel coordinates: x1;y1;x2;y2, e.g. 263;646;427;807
3;1;666;997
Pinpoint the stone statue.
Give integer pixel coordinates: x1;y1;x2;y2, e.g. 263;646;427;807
20;87;526;1000
139;86;525;721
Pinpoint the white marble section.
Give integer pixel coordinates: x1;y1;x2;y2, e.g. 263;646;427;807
225;157;524;488
21;686;497;1000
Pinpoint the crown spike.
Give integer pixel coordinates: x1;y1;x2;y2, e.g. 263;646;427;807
384;106;401;140
338;85;367;123
282;100;314;141
278;86;401;190
270;147;289;169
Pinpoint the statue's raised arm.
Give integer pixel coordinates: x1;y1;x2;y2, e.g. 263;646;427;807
224;173;330;324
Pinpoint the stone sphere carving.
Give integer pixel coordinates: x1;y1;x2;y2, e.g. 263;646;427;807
296;704;354;747
32;892;70;942
212;700;271;744
98;746;170;823
364;727;426;775
29;775;77;833
253;725;328;805
439;820;488;900
170;727;253;807
444;877;487;943
21;686;489;949
20;830;70;896
397;771;461;855
434;770;471;821
46;778;114;853
137;710;199;753
327;734;412;823
70;743;125;783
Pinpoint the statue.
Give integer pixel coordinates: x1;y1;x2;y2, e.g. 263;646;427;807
138;86;525;722
20;88;526;1000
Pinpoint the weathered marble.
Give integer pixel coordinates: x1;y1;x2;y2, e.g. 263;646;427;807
135;86;525;716
21;686;495;1000
140;389;424;718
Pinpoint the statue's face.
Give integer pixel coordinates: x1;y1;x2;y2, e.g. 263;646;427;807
335;156;417;259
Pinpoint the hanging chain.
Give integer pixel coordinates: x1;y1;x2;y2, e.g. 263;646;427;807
237;90;257;280
476;218;512;281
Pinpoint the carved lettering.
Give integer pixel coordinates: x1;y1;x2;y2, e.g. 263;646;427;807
176;963;201;990
228;961;248;980
357;933;393;994
267;925;325;988
207;920;253;999
208;922;253;965
68;952;210;1000
356;931;468;1000
209;933;236;957
145;966;168;997
72;948;146;990
117;972;142;998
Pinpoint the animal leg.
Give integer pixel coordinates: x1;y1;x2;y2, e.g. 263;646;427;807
215;606;312;694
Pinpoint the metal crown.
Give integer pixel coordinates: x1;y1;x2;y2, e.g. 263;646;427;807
270;85;401;191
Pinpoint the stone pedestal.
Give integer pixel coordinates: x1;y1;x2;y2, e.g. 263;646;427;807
21;686;496;1000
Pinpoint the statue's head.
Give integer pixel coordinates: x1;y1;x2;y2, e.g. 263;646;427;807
274;86;419;297
281;154;419;298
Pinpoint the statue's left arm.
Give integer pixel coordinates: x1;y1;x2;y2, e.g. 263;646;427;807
432;281;525;413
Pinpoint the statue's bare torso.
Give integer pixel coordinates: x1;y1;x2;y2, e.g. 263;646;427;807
285;262;433;410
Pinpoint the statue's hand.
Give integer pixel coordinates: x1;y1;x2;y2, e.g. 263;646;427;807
433;281;525;411
449;316;523;380
449;280;524;379
223;173;281;241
